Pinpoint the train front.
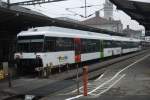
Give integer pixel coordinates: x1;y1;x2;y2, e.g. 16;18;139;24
14;32;45;75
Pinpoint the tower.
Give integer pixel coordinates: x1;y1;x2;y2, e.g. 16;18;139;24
104;0;113;20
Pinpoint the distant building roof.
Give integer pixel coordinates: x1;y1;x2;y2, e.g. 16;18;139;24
79;11;121;25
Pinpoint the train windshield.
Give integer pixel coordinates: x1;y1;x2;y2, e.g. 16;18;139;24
17;35;44;52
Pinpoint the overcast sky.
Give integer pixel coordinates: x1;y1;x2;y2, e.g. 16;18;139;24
3;0;149;31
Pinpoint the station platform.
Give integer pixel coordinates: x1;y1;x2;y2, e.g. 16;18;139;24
41;50;150;100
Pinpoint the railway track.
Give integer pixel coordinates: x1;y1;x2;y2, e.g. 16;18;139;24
65;49;149;80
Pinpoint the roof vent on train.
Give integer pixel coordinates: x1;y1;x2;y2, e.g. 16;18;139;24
28;27;38;32
27;26;52;32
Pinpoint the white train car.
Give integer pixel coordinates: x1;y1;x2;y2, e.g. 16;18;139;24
14;26;141;74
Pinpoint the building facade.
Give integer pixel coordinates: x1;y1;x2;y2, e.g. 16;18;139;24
79;11;123;33
123;25;142;39
78;0;123;33
104;0;113;20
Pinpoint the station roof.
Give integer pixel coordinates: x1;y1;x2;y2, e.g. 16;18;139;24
110;0;150;31
0;2;124;36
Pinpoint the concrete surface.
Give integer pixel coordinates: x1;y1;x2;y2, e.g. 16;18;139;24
42;49;150;100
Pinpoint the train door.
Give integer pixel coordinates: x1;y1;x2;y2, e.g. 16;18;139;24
74;38;81;63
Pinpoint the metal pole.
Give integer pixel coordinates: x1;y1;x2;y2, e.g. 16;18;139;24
85;0;87;18
76;64;79;95
8;67;12;87
59;64;61;73
8;39;12;87
66;63;69;73
7;0;10;8
49;63;52;75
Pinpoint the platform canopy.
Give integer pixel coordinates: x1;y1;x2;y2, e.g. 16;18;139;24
0;1;124;36
110;0;150;33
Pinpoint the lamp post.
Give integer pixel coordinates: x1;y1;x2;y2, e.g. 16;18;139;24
84;0;87;18
8;68;12;87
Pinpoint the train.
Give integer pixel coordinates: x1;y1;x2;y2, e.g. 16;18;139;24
14;26;143;75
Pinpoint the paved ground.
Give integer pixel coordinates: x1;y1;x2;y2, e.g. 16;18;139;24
42;49;150;100
0;78;57;99
1;50;150;100
103;55;150;96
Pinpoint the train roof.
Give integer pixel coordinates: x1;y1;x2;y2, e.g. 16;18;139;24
18;26;141;42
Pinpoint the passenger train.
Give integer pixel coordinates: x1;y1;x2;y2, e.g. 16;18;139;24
14;26;142;74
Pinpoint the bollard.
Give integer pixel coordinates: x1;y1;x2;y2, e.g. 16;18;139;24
49;63;52;75
66;63;69;73
59;64;61;73
83;66;88;96
8;68;12;88
8;72;12;87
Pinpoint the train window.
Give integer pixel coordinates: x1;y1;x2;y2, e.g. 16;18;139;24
81;39;100;53
17;40;44;52
133;42;135;47
127;42;131;48
112;41;117;47
129;42;135;48
17;43;30;52
93;40;100;52
45;40;55;52
115;41;121;47
87;40;95;52
130;42;134;48
81;39;86;53
126;42;129;48
65;38;74;50
126;42;130;48
56;37;73;51
30;42;43;52
121;41;127;49
45;37;56;52
103;40;112;48
17;35;45;52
